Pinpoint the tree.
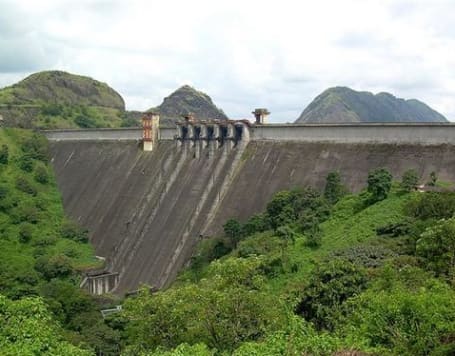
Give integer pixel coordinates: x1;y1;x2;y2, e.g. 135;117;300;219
34;164;49;184
266;190;298;229
266;188;330;231
223;218;243;248
35;254;74;280
242;213;269;236
406;192;455;220
276;225;297;245
400;169;419;192
0;144;8;164
417;217;455;277
367;168;392;203
342;283;455;355
124;257;286;353
324;171;346;204
295;259;368;330
0;295;91;355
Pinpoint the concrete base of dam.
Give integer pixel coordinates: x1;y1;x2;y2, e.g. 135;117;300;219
49;139;455;294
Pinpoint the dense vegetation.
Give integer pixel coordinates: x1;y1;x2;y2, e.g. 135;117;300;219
117;169;455;355
0;71;138;129
2;128;455;354
0;129;120;354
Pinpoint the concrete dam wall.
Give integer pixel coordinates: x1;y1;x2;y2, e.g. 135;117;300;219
49;140;245;293
47;123;455;294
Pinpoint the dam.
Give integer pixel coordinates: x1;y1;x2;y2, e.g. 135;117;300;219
45;112;455;294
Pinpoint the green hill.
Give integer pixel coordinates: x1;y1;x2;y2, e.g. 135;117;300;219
296;86;448;123
0;128;121;354
149;85;228;125
0;71;129;129
121;175;455;355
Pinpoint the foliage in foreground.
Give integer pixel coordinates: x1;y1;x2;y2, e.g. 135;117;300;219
123;170;455;355
0;295;90;355
0;128;119;354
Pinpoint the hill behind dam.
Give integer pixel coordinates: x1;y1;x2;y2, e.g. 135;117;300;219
296;86;448;123
48;137;455;294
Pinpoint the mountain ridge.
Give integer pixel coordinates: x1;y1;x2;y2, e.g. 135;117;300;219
296;86;447;123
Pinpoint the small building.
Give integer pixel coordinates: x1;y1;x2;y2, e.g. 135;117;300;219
252;108;270;124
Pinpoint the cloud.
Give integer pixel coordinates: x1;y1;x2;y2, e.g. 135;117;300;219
0;0;454;121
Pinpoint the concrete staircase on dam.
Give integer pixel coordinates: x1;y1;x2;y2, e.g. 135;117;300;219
44;120;455;294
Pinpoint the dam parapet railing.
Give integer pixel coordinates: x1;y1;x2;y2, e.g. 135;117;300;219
43;121;455;145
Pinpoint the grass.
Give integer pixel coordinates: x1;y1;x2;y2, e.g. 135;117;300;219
283;193;409;281
179;187;414;301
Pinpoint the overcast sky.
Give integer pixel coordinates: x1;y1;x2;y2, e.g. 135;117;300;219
1;0;454;122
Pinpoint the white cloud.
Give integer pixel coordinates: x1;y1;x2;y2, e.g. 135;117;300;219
0;0;454;121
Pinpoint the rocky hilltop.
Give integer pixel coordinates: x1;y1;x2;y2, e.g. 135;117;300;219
0;70;127;128
2;71;124;109
150;85;228;125
296;86;447;123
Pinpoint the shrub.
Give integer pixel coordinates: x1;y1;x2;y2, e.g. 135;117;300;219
417;217;455;277
34;164;49;184
400;169;419;192
342;283;455;355
12;204;40;224
18;223;34;243
75;115;97;128
0;144;8;164
40;103;63;116
35;254;74;280
329;245;397;268
276;225;298;245
428;171;438;186
17;155;34;172
375;218;415;237
60;221;89;243
295;259;368;330
367;168;392;203
190;237;232;274
324;171;347;205
120;117;139;127
242;213;269;236
406;192;455;220
20;134;49;162
0;185;8;200
236;232;281;258
15;177;37;196
305;225;322;248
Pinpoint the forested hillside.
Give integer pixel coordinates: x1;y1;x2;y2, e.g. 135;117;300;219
0;129;120;354
117;170;455;355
